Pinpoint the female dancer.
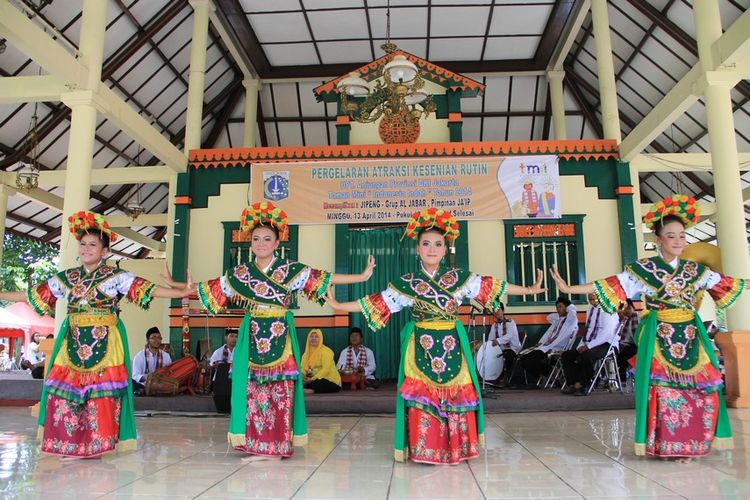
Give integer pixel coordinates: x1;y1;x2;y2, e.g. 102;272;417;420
0;211;194;458
189;202;374;460
326;208;544;464
550;195;748;458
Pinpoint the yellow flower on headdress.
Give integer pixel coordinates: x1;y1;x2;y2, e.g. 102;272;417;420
67;211;118;242
240;201;290;241
404;208;460;243
643;194;700;231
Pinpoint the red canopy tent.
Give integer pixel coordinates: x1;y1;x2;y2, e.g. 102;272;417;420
0;302;55;359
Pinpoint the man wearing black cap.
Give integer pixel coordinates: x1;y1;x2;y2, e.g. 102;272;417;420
132;326;172;395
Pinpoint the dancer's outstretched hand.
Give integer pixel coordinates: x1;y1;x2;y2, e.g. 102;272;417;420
160;262;182;288
549;264;572;293
528;268;546;294
324;287;341;309
360;255;376;280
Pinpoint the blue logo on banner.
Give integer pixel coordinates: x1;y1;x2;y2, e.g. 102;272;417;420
264;174;289;201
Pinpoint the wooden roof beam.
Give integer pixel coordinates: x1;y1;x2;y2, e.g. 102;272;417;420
0;0;186;172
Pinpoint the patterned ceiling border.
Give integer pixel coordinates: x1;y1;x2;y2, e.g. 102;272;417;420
313;49;486;101
189;140;619;168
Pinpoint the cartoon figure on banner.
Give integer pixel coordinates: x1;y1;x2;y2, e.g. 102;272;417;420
521;179;539;218
263;171;289;201
538;178;556;217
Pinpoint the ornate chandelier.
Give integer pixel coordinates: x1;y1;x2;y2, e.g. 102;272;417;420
337;44;435;127
335;2;435;141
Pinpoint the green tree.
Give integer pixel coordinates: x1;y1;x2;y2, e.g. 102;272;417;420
0;234;59;301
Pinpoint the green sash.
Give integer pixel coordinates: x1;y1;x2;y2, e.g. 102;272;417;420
37;318;137;448
394;320;484;461
633;311;731;454
228;311;307;446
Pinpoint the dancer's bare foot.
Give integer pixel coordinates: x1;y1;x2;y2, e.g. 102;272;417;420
60;455;100;461
304;388;314;395
241;455;282;464
676;457;693;464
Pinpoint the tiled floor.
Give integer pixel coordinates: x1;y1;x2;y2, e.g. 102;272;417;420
1;407;750;499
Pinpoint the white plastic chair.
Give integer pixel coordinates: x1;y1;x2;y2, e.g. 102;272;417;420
542;333;577;388
587;324;625;394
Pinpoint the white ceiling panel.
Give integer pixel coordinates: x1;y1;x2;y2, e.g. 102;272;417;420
483;36;539;60
241;0;301;12
307;9;370;41
429;38;483;62
430;6;491;37
249;13;311;43
369;7;428;39
264;43;320;66
318;40;374;64
302;121;330;146
489;4;552;36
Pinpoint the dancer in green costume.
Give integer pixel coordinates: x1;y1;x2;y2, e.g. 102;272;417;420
326;208;544;464
550;194;748;458
0;211;193;458
190;202;374;461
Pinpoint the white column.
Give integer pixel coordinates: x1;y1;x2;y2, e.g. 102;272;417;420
165;172;178;265
59;94;98;268
243;78;261;147
0;186;8;266
547;70;567;140
590;0;621;143
184;0;214;152
694;1;750;330
79;0;107;90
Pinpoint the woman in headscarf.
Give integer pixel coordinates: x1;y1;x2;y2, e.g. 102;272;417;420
300;329;341;394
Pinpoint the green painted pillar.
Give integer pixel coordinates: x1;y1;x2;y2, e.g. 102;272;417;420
615;161;638;266
446;89;463;142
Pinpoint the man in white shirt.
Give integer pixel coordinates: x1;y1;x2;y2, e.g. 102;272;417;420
561;293;620;395
337;327;379;389
210;330;237;369
487;303;521;382
211;330;237;413
518;297;578;386
132;327;172;395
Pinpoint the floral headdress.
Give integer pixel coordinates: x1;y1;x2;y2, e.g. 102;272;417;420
68;210;118;243
404;208;460;243
240;201;289;241
643;194;700;231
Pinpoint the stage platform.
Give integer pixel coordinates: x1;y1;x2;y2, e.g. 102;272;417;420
1;371;634;414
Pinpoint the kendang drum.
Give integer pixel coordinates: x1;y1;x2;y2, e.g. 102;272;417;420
145;373;179;396
475;342;504;381
150;354;199;395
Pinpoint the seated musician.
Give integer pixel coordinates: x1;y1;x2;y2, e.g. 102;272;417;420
487;302;520;382
210;329;237;376
560;293;619;395
616;298;639;381
518;297;578;387
210;329;237;413
336;327;379;389
132;327;172;396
